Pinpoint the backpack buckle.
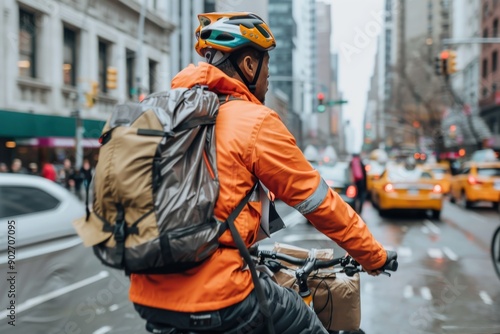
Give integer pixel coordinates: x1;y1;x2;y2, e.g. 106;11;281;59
114;220;126;243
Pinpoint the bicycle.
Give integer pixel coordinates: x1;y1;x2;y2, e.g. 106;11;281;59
251;246;398;334
144;247;398;334
492;224;500;280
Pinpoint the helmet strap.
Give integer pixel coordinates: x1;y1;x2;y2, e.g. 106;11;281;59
229;52;265;94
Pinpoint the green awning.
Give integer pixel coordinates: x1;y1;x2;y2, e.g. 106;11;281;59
0;109;106;139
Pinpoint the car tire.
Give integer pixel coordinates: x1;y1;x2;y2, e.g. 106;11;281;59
493;201;499;211
431;210;441;220
378;209;389;218
449;195;456;204
460;191;473;209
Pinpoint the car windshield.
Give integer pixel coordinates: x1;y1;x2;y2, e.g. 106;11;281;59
318;163;349;184
477;168;500;177
431;167;448;174
388;167;432;182
471;149;498;162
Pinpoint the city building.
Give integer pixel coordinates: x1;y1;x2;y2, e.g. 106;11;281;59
315;0;334;147
384;0;452;152
479;0;500;151
167;0;204;80
0;0;174;166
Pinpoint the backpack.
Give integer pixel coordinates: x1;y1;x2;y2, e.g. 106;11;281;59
72;85;254;274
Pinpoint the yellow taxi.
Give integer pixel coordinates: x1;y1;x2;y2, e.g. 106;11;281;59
449;161;500;209
422;162;452;194
365;149;388;194
365;161;385;194
371;164;444;219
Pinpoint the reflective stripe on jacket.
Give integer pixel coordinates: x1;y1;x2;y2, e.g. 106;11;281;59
129;62;386;312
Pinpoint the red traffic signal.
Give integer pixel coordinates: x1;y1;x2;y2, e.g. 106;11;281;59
317;92;325;101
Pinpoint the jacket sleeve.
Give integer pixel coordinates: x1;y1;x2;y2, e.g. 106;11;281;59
249;111;386;270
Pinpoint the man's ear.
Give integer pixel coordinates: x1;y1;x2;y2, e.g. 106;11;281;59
240;55;255;82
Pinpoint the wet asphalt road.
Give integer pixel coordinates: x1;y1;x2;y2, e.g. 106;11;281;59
1;198;499;334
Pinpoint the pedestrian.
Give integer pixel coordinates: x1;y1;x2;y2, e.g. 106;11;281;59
28;162;39;175
350;153;367;213
41;161;57;182
60;158;76;190
129;12;396;334
0;163;8;173
10;158;27;174
79;158;93;199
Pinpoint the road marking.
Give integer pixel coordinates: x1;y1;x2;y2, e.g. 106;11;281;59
403;285;414;298
92;326;112;334
428;248;443;259
398;246;412;257
109;304;120;312
420;287;433;300
96;307;106;315
424;220;440;234
282;233;330;243
283;210;305;228
479;291;493;305
0;271;109;318
442;247;459;261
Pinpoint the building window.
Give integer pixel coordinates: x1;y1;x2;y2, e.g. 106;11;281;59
483;59;488;78
484;28;489;38
98;41;108;93
493;51;498;72
148;59;157;94
494;19;499;37
483;87;488;97
63;27;78;86
18;9;36;78
126;49;136;99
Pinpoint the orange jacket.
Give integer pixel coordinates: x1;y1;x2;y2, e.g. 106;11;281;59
129;62;386;312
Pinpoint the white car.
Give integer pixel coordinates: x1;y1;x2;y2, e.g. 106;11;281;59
0;174;85;251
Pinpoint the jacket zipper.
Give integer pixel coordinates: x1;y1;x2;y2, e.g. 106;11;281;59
203;149;215;180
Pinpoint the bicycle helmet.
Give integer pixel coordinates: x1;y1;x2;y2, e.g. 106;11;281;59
195;12;276;60
195;12;276;93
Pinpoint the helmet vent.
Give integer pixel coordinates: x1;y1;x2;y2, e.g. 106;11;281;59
215;33;235;41
200;30;212;39
255;24;270;38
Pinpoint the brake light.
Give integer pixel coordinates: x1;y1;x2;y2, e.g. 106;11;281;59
326;180;334;187
384;183;395;192
468;175;480;185
432;184;442;193
346;185;357;198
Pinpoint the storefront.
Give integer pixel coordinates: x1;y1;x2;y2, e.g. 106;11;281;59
0;109;106;169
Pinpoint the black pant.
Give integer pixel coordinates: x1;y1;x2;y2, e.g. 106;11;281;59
354;180;366;214
134;275;328;334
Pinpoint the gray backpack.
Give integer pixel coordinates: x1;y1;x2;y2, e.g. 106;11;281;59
73;85;253;274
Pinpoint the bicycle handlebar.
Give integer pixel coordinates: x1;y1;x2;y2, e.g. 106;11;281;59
251;247;398;277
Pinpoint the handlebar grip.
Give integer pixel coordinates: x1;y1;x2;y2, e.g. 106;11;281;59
382;259;398;272
379;250;398;272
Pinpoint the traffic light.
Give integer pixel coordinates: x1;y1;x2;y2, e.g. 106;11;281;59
447;50;457;74
106;67;118;90
440;50;449;75
434;56;442;76
317;92;326;113
85;81;98;108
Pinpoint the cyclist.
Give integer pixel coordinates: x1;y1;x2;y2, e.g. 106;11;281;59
130;12;396;333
